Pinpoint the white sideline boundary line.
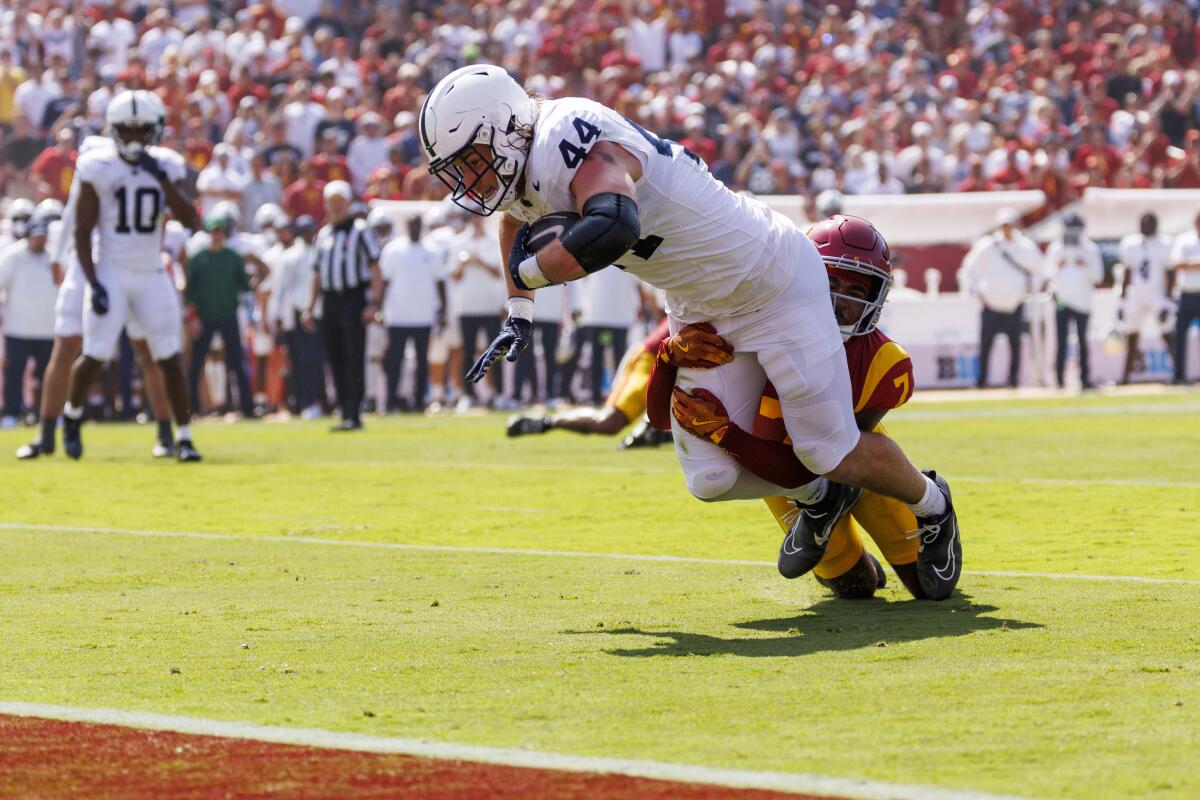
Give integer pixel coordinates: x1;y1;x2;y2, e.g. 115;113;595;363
0;701;1031;800
3;522;1200;587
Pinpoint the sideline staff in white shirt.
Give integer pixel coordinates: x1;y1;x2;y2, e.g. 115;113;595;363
1117;212;1174;385
1170;210;1200;384
0;220;56;423
961;207;1042;388
1045;213;1104;389
379;215;446;411
578;266;642;405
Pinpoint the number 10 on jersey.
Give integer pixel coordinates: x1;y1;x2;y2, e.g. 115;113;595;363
114;186;163;234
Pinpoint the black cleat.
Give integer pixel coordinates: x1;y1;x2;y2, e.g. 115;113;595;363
16;441;50;460
62;415;83;460
152;440;175;458
778;482;862;579
866;552;887;589
331;419;363;432
507;414;550;437
618;417;673;450
176;439;203;462
913;471;961;600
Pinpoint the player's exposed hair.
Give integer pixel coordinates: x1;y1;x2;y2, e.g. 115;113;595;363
419;65;538;216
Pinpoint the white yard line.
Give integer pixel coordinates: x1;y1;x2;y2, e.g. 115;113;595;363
0;701;1031;800
3;522;1199;587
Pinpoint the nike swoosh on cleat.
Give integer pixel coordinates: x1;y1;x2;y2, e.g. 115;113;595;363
532;180;540;191
781;533;802;556
932;529;958;581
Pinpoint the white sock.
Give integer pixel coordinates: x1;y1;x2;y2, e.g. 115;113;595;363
787;477;828;506
908;474;947;518
177;424;192;441
63;403;83;420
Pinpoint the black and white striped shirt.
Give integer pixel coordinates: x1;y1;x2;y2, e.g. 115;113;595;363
312;219;381;292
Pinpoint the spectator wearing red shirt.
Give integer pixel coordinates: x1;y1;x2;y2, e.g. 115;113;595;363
364;144;408;202
311;130;352;184
1071;125;1121;182
283;161;327;226
679;116;718;166
30;128;76;201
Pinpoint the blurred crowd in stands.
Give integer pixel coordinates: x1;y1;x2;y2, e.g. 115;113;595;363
3;0;1200;424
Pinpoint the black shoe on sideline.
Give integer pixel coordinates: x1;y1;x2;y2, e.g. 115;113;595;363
176;439;203;462
63;416;83;460
16;441;49;460
777;482;862;579
914;471;962;600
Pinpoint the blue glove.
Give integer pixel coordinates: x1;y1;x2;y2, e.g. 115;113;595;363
465;316;532;383
90;281;110;315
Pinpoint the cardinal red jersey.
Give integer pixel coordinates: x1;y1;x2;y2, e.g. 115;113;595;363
753;329;914;443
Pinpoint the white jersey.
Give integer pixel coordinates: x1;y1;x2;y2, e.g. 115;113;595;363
1119;233;1171;298
75;143;187;273
508;97;797;322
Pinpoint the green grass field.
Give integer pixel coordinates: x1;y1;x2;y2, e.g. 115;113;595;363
2;390;1199;799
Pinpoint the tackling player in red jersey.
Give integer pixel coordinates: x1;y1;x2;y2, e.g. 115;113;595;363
648;216;953;600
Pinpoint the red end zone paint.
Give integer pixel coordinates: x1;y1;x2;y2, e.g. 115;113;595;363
0;715;846;800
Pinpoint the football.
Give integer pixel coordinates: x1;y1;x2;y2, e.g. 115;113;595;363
525;211;581;253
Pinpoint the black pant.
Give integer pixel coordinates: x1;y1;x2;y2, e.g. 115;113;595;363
1055;305;1091;387
1175;293;1200;381
286;314;326;411
3;335;52;417
582;325;628;404
978;306;1023;388
322;288;368;422
513;321;561;402
189;315;254;415
460;314;503;399
385;325;431;410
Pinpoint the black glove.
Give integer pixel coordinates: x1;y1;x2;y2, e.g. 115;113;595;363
90;281;110;315
465;316;532;383
135;150;167;182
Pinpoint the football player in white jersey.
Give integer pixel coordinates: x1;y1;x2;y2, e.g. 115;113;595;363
61;90;203;462
420;65;960;598
16;136;179;460
1117;212;1176;384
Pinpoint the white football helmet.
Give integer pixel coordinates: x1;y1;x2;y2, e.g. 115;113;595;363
6;198;34;238
253;202;284;232
105;89;165;161
419;64;537;216
367;207;393;234
34;198;64;222
208;200;242;231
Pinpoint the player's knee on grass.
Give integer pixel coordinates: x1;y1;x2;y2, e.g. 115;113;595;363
816;551;880;600
685;462;742;502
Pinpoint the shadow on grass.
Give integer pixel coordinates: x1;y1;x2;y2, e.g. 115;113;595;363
568;594;1042;658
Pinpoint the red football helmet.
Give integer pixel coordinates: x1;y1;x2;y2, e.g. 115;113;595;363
807;214;893;339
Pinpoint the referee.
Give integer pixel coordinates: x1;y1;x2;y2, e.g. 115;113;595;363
301;181;383;431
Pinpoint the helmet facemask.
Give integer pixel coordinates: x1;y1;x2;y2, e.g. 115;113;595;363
427;122;524;216
826;257;892;341
112;121;161;162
